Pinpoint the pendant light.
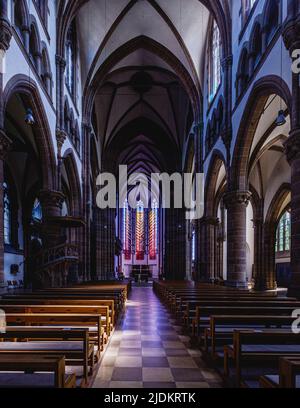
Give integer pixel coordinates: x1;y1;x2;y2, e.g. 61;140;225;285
276;33;286;126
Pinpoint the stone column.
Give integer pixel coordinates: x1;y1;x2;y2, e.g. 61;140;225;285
0;130;11;286
55;55;66;132
81;123;91;282
198;216;219;281
283;13;300;296
223;190;251;287
221;55;233;162
252;216;265;290
193;122;204;281
164;208;186;280
95;207;116;281
38;189;65;248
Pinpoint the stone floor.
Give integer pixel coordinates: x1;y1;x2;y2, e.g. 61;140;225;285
92;287;223;388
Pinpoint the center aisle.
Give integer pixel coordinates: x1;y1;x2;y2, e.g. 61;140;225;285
93;287;222;388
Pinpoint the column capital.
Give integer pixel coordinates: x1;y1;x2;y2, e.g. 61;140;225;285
56;128;67;155
284;129;300;164
38;190;66;212
223;190;252;209
282;15;300;53
0;129;12;160
0;17;12;51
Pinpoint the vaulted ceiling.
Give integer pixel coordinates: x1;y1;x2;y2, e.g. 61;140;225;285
72;0;214;175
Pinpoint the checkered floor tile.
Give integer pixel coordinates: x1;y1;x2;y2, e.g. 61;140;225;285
92;287;223;388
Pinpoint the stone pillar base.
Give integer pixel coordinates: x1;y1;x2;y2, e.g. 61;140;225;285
225;280;248;289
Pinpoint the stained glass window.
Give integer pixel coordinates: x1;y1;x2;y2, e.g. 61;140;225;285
209;20;221;102
3;182;11;245
66;20;76;97
123;200;131;260
192;228;196;263
276;210;291;253
32;198;42;222
149;200;158;260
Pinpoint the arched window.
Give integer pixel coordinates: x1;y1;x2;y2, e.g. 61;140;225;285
122;200;131;260
64;101;70;134
36;0;48;26
3;182;11;245
74;122;81;153
251;24;262;71
14;0;26;43
265;0;280;45
29;24;40;71
208;20;222;102
236;48;249;98
32;198;42;222
65;20;77;98
41;48;52;96
275;210;291;253
61;200;69;217
149;199;159;260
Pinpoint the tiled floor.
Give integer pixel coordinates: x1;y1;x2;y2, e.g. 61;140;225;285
92;287;223;388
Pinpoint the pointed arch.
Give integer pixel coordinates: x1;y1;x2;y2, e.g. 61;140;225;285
3;74;57;190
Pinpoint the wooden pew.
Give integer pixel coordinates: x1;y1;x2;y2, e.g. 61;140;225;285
4;313;102;359
0;304;110;339
260;357;300;388
205;315;295;358
223;329;300;387
0;298;115;329
192;305;299;338
0;327;93;384
0;354;76;388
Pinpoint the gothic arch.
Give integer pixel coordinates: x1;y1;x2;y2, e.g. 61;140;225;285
62;150;82;216
2;74;57;191
205;149;227;217
231;75;292;191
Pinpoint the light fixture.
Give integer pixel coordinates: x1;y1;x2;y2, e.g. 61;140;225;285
276;110;286;127
25;108;35;125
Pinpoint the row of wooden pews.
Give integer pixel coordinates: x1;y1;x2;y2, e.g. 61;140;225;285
0;281;131;388
154;280;300;388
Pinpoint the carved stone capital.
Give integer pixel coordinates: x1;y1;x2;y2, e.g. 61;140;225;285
0;17;12;51
56;128;67;154
284;128;300;164
39;190;66;213
223;190;252;209
282;15;300;53
0;129;12;160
